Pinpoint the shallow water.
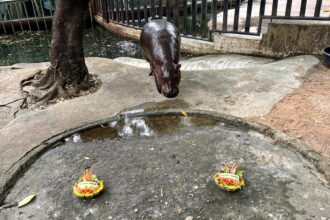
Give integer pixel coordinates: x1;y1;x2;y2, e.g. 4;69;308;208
0;26;195;66
0;26;141;66
79;115;224;142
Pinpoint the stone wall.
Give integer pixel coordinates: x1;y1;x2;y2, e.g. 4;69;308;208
213;34;263;56
213;21;330;58
261;21;330;57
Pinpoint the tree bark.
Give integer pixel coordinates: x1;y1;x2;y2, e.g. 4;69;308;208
22;0;99;105
50;0;89;84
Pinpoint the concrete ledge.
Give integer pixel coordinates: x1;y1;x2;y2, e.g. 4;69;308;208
180;37;217;54
213;21;330;58
261;21;330;57
114;54;273;70
213;33;263;56
94;15;141;40
94;15;217;54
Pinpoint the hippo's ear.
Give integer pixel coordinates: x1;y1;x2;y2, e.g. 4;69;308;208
176;64;181;70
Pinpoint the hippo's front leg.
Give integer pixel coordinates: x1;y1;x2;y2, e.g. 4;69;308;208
148;63;155;76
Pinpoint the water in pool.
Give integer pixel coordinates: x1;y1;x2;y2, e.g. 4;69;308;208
0;26;195;66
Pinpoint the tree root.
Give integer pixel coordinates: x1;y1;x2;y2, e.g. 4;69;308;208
20;69;101;109
35;81;63;106
32;69;56;90
0;98;25;108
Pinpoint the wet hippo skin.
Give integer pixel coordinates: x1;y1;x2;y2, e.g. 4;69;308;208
140;19;181;98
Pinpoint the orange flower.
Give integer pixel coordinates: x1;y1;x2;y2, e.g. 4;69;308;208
83;169;93;181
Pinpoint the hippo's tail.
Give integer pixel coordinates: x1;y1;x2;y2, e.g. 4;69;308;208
148;16;167;22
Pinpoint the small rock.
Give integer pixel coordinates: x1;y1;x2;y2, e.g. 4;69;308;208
193;185;199;190
185;216;193;220
134;209;138;213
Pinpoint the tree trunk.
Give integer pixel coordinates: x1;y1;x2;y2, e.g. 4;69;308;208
50;0;89;85
22;0;99;105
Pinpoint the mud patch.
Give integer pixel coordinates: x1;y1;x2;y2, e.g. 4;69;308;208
257;64;330;157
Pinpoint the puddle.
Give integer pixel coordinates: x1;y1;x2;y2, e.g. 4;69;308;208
79;115;223;142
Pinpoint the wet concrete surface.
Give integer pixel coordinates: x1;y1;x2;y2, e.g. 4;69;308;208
2;116;329;220
114;54;273;71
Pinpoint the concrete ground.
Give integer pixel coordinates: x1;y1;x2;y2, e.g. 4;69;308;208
0;54;329;219
2;116;329;219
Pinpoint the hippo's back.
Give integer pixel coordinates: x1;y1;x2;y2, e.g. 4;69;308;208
140;20;179;42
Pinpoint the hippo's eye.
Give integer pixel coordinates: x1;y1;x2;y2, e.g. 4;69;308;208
163;71;170;80
161;66;170;79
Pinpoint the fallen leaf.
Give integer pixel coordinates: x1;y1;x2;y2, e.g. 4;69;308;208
181;111;188;117
18;194;36;208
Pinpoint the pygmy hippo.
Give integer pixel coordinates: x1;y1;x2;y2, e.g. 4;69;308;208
140;19;181;98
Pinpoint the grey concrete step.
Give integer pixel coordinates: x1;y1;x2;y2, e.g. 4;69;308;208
114;54;274;71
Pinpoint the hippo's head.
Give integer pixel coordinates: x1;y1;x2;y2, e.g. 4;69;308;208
154;62;181;98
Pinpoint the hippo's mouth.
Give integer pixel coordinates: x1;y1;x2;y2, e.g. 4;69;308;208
154;74;179;98
161;85;179;98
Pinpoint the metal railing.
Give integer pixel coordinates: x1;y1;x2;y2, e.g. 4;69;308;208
211;0;330;36
1;0;329;39
0;0;54;34
91;0;330;40
90;0;230;40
